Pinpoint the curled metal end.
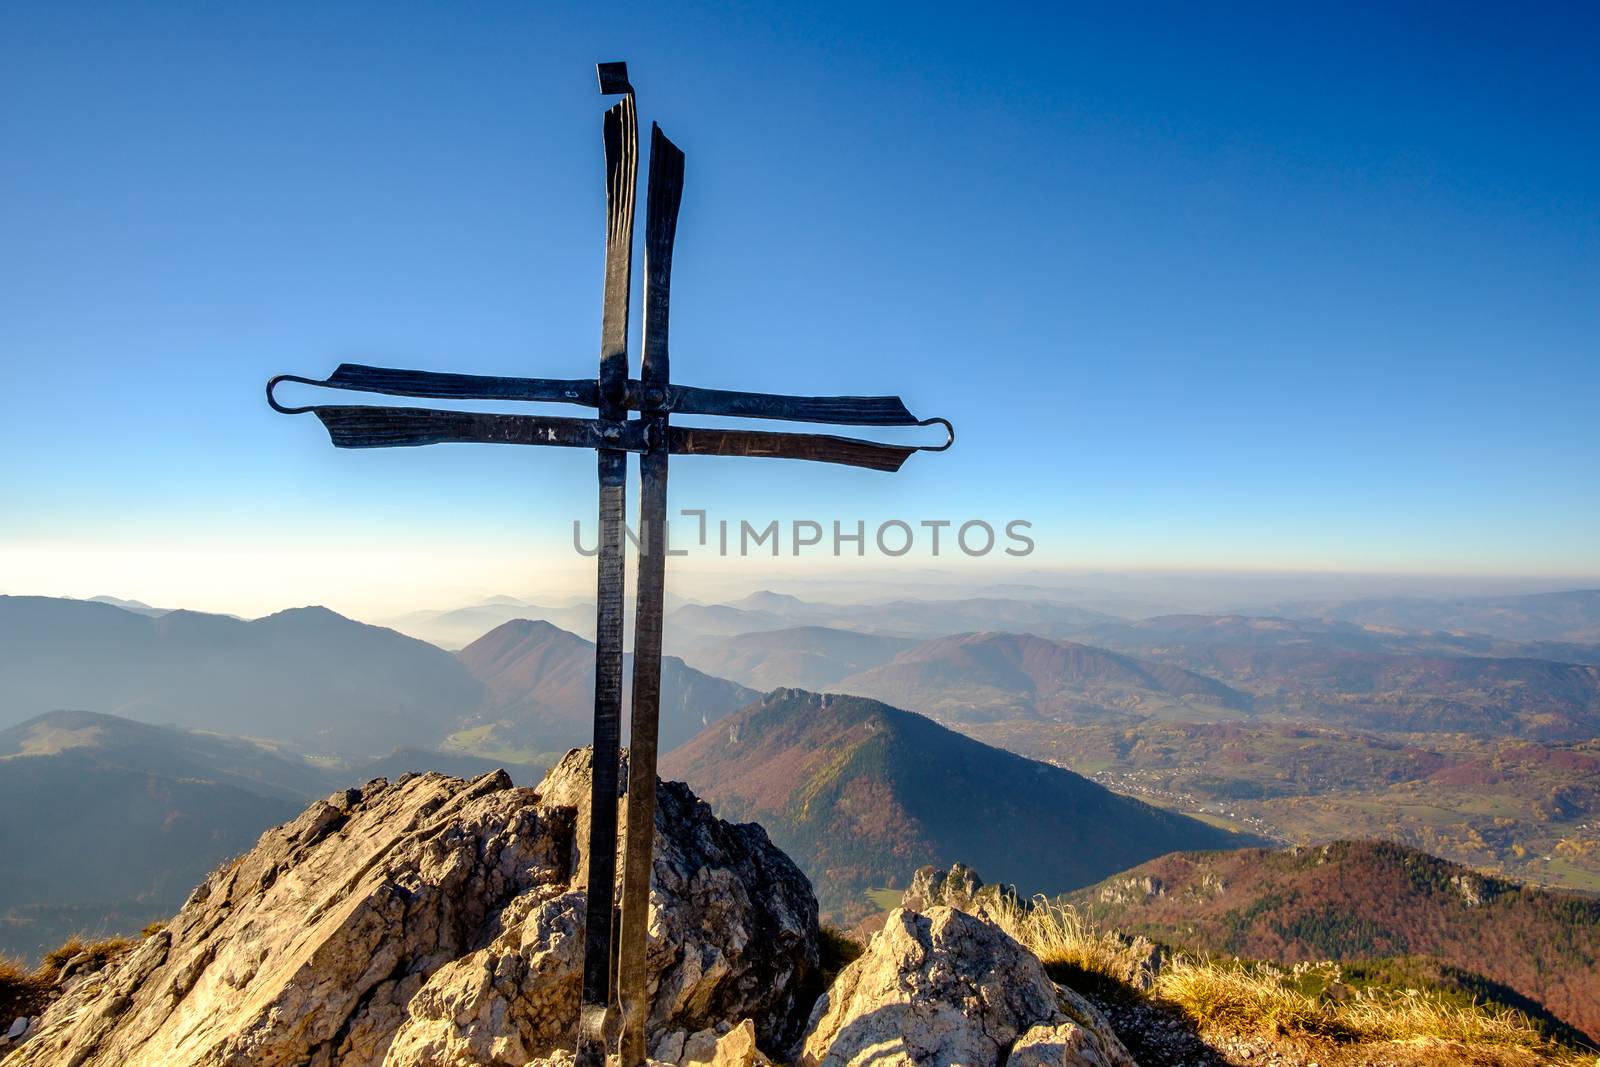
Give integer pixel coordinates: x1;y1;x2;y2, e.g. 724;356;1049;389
266;375;319;415
916;416;955;452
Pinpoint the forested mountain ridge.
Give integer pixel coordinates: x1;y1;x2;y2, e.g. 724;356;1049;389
662;688;1255;919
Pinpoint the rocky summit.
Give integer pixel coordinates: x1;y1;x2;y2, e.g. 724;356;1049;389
4;753;819;1066
1;751;1134;1067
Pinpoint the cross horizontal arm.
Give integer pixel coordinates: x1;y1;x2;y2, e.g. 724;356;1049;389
270;365;600;409
659;383;916;425
269;364;929;426
303;404;651;451
667;425;921;472
280;401;949;470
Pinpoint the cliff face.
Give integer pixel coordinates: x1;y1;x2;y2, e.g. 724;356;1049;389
6;753;820;1067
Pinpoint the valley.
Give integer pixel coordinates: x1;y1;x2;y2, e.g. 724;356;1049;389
964;718;1600;893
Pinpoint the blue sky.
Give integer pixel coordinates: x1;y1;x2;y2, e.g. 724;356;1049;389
2;2;1596;614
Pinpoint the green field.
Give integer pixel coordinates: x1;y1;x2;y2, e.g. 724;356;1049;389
865;888;902;911
442;724;559;768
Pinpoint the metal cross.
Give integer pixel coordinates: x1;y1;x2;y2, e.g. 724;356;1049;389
266;61;951;1066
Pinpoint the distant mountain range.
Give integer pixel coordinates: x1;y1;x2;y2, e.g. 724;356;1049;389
18;588;1600;764
677;626;1255;723
1070;611;1600;662
387;589;1118;651
0;596;481;754
84;595;173;617
662;597;1600;736
1069;839;1600;1043
0;710;543;959
1063;614;1600;738
0;597;755;762
457;619;757;757
1266;589;1600;644
665;596;1115;642
661;689;1255;919
382;592;701;648
0;711;307;958
384;597;603;649
676;626;918;690
831;631;1251;723
284;585;1600;655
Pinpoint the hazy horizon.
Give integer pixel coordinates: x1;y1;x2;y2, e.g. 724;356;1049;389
8;564;1597;627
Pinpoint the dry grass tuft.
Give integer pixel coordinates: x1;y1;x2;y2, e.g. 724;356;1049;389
986;894;1157;997
977;894;1595;1064
817;924;864;989
0;934;139;1028
1156;957;1594;1062
37;934;134;983
0;953;51;1021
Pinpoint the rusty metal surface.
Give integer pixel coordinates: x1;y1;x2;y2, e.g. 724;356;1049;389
296;404;648;451
576;67;639;1067
617;121;684;1067
667;424;924;471
269;365;599;407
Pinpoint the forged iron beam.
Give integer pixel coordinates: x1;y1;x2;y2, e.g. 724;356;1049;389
617;121;684;1067
577;69;638;1067
270;365;599;407
268;400;945;472
300;405;649;450
667;425;924;472
270;364;923;427
270;403;936;472
649;382;917;425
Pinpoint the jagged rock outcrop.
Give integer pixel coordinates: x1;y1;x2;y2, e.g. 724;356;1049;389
4;751;819;1067
800;906;1135;1067
900;862;1017;915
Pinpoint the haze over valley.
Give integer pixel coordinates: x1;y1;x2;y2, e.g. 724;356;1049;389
4;578;1600;953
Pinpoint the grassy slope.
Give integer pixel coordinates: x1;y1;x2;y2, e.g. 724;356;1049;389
1066;840;1600;1044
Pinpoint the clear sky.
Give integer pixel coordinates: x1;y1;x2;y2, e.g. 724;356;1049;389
2;2;1596;616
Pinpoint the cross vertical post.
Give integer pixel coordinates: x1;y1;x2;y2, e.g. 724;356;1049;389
576;61;638;1067
617;121;685;1065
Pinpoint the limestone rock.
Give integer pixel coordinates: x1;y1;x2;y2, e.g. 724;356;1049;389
679;1019;769;1067
6;752;819;1067
1005;1022;1132;1067
901;863;1017;917
799;906;1135;1067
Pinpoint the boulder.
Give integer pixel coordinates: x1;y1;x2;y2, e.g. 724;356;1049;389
6;751;819;1067
799;906;1135;1067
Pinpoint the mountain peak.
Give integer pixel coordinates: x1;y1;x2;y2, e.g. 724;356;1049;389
730;590;808;610
258;604;348;624
463;617;588;654
834;629;1251;722
663;688;1248;919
